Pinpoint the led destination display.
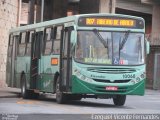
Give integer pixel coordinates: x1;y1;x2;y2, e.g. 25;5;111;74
78;16;144;29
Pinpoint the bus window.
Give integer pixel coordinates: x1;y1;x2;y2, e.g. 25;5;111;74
8;35;19;57
8;34;14;57
56;26;62;39
52;26;63;54
13;35;19;59
44;28;53;55
9;34;14;46
18;32;26;56
26;31;34;56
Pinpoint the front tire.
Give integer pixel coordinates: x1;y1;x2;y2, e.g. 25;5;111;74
56;76;67;104
21;74;30;99
113;95;126;106
21;74;39;99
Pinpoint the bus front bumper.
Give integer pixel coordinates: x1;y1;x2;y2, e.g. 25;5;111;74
72;76;145;96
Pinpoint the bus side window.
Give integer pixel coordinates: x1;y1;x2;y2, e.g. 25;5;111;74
18;32;26;56
8;34;14;57
26;31;34;56
52;26;62;54
15;35;20;57
44;28;52;55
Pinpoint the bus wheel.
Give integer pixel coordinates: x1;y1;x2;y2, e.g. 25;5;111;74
113;95;126;106
21;74;39;99
56;77;67;104
21;74;30;99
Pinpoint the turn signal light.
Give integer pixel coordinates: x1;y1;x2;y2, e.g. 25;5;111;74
51;58;58;65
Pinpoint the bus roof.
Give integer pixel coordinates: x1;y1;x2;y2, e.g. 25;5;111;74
9;13;144;33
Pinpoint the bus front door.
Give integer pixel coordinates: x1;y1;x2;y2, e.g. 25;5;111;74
30;31;43;90
60;27;73;92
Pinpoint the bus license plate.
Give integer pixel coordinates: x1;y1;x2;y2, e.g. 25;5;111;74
106;86;118;91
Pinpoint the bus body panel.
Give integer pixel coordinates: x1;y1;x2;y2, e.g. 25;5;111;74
38;55;60;92
6;56;12;87
15;56;31;88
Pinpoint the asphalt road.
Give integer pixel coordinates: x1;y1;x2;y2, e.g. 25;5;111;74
0;88;160;120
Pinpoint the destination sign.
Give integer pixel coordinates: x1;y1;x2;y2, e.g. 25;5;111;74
78;16;144;29
86;18;135;27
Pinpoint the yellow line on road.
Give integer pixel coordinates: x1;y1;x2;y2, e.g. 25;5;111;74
17;99;40;104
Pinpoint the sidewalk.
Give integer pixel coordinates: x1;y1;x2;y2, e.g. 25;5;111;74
0;87;20;98
145;89;160;95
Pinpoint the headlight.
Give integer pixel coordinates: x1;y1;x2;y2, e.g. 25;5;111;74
140;74;145;79
130;71;146;85
130;77;143;84
74;69;93;83
130;80;136;84
136;77;140;82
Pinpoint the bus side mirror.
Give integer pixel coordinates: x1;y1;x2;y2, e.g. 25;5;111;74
146;40;150;54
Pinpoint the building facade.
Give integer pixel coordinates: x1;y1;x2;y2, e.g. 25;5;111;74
0;0;19;87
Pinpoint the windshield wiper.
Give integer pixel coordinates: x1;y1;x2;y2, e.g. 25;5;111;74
93;29;108;48
119;30;130;50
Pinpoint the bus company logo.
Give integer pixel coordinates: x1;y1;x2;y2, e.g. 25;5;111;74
91;75;105;79
110;79;115;82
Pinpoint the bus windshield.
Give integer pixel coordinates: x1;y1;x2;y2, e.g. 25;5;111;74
75;31;144;65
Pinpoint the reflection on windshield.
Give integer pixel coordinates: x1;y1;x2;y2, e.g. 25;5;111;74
75;31;144;65
75;31;112;64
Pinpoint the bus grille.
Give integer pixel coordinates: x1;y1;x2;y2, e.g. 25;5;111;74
93;79;131;83
87;67;136;74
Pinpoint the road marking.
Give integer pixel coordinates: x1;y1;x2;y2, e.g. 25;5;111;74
17;100;40;104
143;100;160;103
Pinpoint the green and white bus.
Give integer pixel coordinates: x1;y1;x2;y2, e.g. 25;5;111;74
6;13;150;106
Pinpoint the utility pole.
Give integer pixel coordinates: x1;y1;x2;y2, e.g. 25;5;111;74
41;0;44;22
28;0;35;24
